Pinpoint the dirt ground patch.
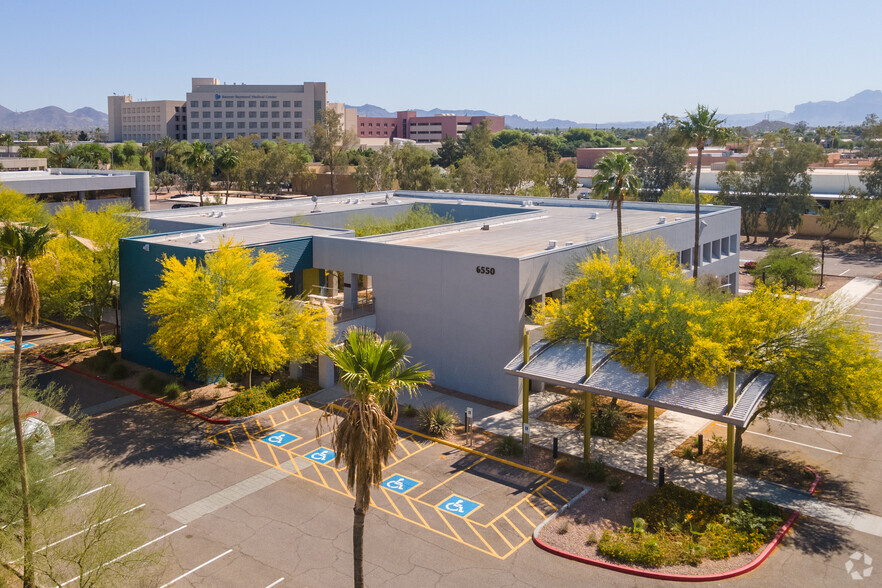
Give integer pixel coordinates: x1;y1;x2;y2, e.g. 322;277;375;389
538;476;769;576
536;387;662;442
737;270;851;298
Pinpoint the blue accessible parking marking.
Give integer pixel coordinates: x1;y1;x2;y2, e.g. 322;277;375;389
380;474;421;494
0;338;10;343
305;447;336;464
20;342;36;349
437;495;482;518
259;431;300;447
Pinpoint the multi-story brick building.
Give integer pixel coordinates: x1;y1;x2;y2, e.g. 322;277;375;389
107;95;187;142
357;111;504;143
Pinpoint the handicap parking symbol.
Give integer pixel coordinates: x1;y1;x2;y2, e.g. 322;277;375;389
380;474;420;494
259;431;299;447
305;447;336;464
437;495;481;518
20;342;36;349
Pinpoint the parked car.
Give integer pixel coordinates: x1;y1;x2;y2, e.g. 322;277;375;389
171;202;198;209
1;413;55;457
171;192;196;199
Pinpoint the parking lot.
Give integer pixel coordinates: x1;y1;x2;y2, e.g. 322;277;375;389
206;402;581;560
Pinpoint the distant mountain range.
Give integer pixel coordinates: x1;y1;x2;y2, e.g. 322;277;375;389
0;105;107;132
2;90;880;132
348;90;882;130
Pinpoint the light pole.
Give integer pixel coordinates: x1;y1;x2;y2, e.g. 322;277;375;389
761;264;771;285
818;240;827;289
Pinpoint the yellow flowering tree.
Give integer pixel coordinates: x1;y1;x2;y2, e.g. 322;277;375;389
144;239;331;387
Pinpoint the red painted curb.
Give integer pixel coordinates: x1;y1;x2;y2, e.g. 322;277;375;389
533;468;822;582
38;354;231;425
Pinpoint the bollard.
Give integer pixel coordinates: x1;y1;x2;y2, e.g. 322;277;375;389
552;437;559;459
697;434;704;456
658;466;665;487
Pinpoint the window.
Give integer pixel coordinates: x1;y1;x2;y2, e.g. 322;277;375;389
202;101;210;107
225;111;234;118
259;100;268;107
260;132;268;139
294;111;302;118
175;124;179;130
712;239;721;260
227;133;234;139
226;122;234;129
260;111;268;118
294;100;302;107
271;111;279;118
271;122;280;129
202;122;211;129
283;122;291;128
283;111;291;118
294;132;302;139
214;111;222;118
225;100;233;107
272;132;279;139
283;132;291;139
248;100;256;107
249;111;256;118
237;122;245;129
214;100;221;107
702;242;711;263
680;248;692;267
282;100;291;107
249;122;257;128
237;100;245;108
260;122;268;129
237;111;245;118
214;122;223;129
729;235;738;256
294;122;302;128
271;100;279;107
192;132;200;139
190;100;198;107
192;111;199;118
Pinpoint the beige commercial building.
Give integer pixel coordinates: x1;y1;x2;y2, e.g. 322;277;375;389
185;77;333;144
107;95;187;143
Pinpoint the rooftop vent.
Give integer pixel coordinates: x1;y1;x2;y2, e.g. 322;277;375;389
457;199;463;205
481;224;490;231
565;241;574;246
675;217;682;221
658;216;666;224
547;240;557;249
193;233;205;244
216;211;224;218
589;212;599;220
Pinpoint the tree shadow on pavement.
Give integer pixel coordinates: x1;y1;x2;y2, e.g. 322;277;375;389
73;401;222;468
787;516;856;559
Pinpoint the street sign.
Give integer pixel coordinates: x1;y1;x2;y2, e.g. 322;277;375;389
380;474;420;494
523;423;530;435
466;407;473;419
437;495;481;518
259;431;300;447
305;447;336;464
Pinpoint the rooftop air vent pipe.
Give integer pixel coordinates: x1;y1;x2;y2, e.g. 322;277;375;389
658;216;666;224
547;240;557;249
481;224;490;231
589;212;599;220
565;241;574;246
194;233;205;243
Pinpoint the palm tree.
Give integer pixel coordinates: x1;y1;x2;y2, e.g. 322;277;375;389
0;224;52;588
321;328;432;588
144;140;161;171
672;105;733;277
214;144;240;204
183;141;214;205
592;152;642;245
47;142;72;168
159;136;176;173
0;133;13;157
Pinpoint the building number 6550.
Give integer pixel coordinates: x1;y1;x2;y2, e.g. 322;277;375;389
476;266;495;275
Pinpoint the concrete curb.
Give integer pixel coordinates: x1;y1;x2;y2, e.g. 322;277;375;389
531;467;822;582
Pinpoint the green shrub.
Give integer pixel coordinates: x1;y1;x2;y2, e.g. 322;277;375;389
216;377;229;388
107;362;130;380
96;349;116;363
163;382;183;400
139;372;169;395
597;529;665;567
496;435;523;457
219;379;310;417
401;403;418;418
607;476;624;492
632;483;725;533
592;405;626;437
416;404;460;438
579;459;607;483
750;247;815;289
565;397;585;420
84;352;114;374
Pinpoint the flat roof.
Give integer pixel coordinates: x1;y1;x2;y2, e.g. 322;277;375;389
138;191;733;259
132;223;348;251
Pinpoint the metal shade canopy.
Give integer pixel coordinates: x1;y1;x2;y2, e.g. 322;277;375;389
505;339;774;428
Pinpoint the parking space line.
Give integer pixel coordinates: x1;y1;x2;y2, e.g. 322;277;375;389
762;417;852;437
269;413;277;427
492;521;516;551
226;430;238;451
501;514;527;540
437;511;464;542
523;495;548;519
545;484;569;503
405;496;430;528
332;468;353;497
158;548;233;588
465;518;498;556
513;505;537;526
380;487;404;518
60;525;187;586
533;489;557;511
264;579;285;588
286;429;333;451
415;457;485;500
714;423;843;454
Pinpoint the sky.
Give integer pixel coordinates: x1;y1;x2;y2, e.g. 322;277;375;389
3;0;880;123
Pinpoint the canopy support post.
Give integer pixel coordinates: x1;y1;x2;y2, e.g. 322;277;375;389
522;329;530;455
646;353;656;483
726;369;736;505
583;342;593;463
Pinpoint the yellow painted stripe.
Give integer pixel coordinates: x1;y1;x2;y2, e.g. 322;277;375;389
501;515;527;540
490;522;515;552
268;413;277;427
226;430;238;451
381;487;404;519
416;457;485;500
533;489;557;512
545;484;569;504
41;318;94;336
465;518;497;557
405;497;430;528
437;512;463;543
524;495;547;519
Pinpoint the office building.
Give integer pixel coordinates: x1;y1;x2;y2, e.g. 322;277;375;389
357;111;504;143
107;95;187;142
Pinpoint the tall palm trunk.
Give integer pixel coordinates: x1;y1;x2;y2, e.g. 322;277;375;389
353;482;370;588
693;145;704;278
616;199;623;246
11;322;35;587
